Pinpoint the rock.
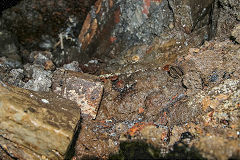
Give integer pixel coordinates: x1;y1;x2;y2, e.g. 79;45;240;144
77;0;173;62
52;69;103;119
7;68;25;87
23;64;52;92
231;23;240;43
182;71;203;93
139;124;169;145
29;51;53;65
0;56;22;69
29;51;56;71
195;135;240;160
168;0;214;33
74;0;215;65
219;0;240;20
0;82;81;159
0;30;19;57
63;61;82;72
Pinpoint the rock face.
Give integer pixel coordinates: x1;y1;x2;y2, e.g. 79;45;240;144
77;0;215;63
0;82;80;159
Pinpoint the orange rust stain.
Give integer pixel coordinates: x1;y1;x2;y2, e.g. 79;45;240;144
109;75;118;81
78;13;91;42
171;94;178;100
128;122;153;136
109;0;113;8
110;36;117;43
88;19;98;45
142;8;149;15
162;64;170;71
144;0;151;7
208;111;214;117
100;77;108;83
143;0;151;15
114;8;121;24
138;107;144;114
161;131;167;141
116;80;124;88
95;0;102;14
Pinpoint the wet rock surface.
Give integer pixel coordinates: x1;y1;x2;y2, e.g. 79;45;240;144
0;0;240;159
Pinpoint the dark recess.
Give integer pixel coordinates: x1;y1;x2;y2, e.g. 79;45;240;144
0;0;21;15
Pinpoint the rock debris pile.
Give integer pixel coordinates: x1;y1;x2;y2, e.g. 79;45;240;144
0;0;239;159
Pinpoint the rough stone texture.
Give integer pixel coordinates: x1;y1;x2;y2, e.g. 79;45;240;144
215;0;239;40
52;69;103;119
187;79;240;160
231;23;240;43
168;0;214;33
63;61;82;72
75;35;240;159
0;82;81;159
219;0;240;20
76;0;214;64
23;64;52;92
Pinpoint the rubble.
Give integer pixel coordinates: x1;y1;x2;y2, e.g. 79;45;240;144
0;0;239;159
0;82;80;159
63;61;82;72
23;64;53;92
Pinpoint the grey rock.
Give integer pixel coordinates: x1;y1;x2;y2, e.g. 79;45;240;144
0;56;22;69
7;68;25;87
63;61;82;72
29;51;53;65
23;64;52;92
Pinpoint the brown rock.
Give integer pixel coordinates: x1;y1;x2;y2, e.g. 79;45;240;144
231;24;240;43
52;69;104;119
195;135;240;160
0;82;81;159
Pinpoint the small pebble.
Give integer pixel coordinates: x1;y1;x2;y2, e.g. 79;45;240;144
41;99;49;104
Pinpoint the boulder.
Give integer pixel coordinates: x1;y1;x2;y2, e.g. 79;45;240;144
0;82;80;159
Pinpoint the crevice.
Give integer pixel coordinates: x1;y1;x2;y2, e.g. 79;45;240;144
0;135;19;160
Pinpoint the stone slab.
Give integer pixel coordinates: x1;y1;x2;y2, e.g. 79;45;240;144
52;69;104;119
0;82;80;159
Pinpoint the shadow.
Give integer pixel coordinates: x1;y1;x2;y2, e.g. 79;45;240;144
0;0;21;14
64;119;82;160
109;140;206;160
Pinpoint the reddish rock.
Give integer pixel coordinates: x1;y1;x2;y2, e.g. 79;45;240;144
52;69;104;119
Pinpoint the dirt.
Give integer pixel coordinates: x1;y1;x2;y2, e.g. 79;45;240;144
74;39;240;159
